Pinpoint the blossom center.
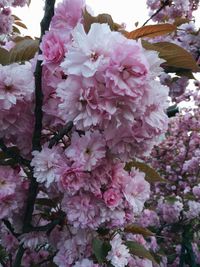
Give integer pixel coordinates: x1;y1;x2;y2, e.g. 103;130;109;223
90;51;99;62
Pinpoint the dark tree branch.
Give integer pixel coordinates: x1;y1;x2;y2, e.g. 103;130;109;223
179;226;197;267
2;219;20;239
37;250;58;266
166;105;179;118
13;1;56;266
142;0;171;26
0;259;7;267
32;0;56;152
0;139;31;168
48;121;73;148
29;215;65;232
22;0;56;233
13;244;25;267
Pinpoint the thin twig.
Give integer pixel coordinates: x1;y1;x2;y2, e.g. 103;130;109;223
48;121;73;148
37;250;58;266
28;216;64;232
0;138;31;167
143;0;171;26
13;244;25;267
2;219;20;238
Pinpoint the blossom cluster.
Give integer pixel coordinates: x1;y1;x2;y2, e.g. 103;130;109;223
146;0;200;100
0;0;28;35
0;0;171;266
146;0;199;22
138;94;200;266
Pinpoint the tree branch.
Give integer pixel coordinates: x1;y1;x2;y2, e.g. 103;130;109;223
48;121;73;149
22;0;56;233
13;244;25;267
166;105;179;118
13;1;56;266
143;0;171;26
29;215;65;232
2;219;20;239
0;139;31;168
32;0;56;152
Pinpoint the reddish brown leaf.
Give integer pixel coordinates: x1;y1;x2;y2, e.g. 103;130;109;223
126;23;176;39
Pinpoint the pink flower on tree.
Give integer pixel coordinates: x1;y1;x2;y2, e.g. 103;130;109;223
0;63;34;110
51;0;85;32
65;131;106;171
73;259;99;267
12;0;28;7
0;7;13;34
31;144;67;187
61;23;119;77
57;166;90;195
123;168;150;215
107;234;131;267
103;188;122;209
0;0;13;7
40;30;65;66
62;193;107;229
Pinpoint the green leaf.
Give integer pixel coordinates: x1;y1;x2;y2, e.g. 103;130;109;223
12;25;21;34
0;245;8;264
12;14;22;21
175;69;196;79
0;48;10;65
126;241;157;263
167;105;179;118
125;161;166;183
0;38;39;65
8;39;39;64
14;21;28;29
142;41;200;72
83;9;121;33
92;238;111;264
173;18;190;27
124;224;155;237
165;196;179;203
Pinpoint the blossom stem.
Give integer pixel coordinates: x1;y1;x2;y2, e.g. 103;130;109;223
142;0;171;26
28;215;65;232
0;138;31;167
2;219;19;238
48;121;73;148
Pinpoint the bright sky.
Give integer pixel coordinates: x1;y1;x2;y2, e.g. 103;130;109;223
13;0;200;37
13;0;148;37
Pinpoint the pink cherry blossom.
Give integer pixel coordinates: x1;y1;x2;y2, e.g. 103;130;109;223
103;188;122;209
57;166;90;195
31;144;67;187
62;193;107;229
73;259;99;267
51;0;85;31
61;23;121;77
12;0;28;7
0;63;34;110
65;131;106;171
107;234;131;267
0;7;13;34
40;30;65;66
123;168;150;214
